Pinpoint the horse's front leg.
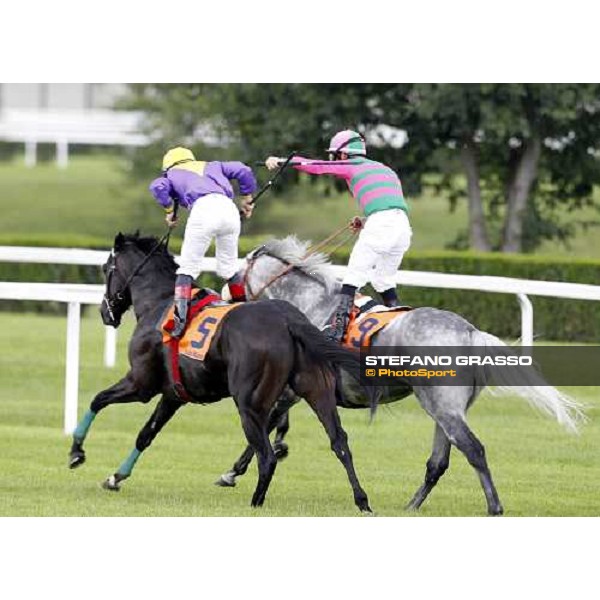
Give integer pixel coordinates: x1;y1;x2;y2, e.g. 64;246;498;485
69;374;154;469
102;394;183;491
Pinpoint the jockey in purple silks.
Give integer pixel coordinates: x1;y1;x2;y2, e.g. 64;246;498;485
266;130;412;343
149;147;257;338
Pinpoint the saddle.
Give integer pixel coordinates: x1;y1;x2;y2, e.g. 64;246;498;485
160;288;226;337
158;288;242;401
343;298;412;349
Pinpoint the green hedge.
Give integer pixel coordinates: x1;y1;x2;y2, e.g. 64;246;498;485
2;236;599;341
321;247;599;342
376;252;600;343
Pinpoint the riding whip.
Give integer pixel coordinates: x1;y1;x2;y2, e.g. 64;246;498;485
249;150;297;207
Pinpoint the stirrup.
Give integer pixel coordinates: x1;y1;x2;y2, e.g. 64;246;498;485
170;302;189;338
170;317;186;339
326;319;346;343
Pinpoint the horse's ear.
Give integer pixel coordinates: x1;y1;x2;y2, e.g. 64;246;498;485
114;232;125;250
134;229;140;239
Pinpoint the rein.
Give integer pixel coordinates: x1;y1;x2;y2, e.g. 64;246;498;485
244;224;356;300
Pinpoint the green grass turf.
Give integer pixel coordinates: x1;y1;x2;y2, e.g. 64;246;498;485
0;310;598;516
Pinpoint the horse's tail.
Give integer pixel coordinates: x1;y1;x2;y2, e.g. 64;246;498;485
471;330;586;433
283;307;378;411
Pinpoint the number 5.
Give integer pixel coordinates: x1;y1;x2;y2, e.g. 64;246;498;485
191;316;218;351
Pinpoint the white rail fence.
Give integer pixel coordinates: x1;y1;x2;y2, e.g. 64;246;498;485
0;109;148;168
2;245;600;434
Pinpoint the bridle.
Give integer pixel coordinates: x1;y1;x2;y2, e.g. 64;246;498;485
102;254;129;326
242;244;339;301
243;224;358;300
243;247;296;301
102;230;172;326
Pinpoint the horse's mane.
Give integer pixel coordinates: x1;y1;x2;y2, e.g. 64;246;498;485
117;232;178;272
260;236;340;291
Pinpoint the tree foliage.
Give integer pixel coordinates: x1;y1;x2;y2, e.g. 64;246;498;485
401;84;600;251
122;83;600;253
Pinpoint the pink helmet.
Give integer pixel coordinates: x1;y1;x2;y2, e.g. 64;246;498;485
327;130;366;156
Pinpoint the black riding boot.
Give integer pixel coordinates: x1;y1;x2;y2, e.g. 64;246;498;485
380;287;399;308
171;274;193;338
326;286;356;343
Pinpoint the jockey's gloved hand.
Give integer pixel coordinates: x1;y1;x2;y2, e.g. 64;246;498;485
265;156;283;171
350;216;364;232
240;195;254;219
165;212;178;228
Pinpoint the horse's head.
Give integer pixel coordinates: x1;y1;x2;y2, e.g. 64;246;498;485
100;233;135;327
222;236;338;302
100;231;176;327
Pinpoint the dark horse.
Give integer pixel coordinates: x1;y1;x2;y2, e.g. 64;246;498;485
68;232;372;511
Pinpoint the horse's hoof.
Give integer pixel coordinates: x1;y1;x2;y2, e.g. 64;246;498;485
488;506;504;516
273;442;289;461
69;451;86;469
214;472;236;488
250;493;265;508
102;474;121;492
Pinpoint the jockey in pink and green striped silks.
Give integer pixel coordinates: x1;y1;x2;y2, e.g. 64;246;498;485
265;130;413;343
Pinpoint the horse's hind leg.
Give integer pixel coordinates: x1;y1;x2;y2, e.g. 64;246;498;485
232;358;292;507
406;423;451;511
435;413;503;516
297;374;371;513
69;375;152;469
102;394;182;491
412;386;502;515
273;411;291;459
216;389;298;488
237;404;278;507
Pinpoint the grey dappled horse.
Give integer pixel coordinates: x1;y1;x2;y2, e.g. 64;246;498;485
217;236;585;515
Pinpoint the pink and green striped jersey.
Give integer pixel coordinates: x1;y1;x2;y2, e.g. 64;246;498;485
292;156;408;217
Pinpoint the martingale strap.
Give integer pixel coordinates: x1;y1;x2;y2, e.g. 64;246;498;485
168;337;193;402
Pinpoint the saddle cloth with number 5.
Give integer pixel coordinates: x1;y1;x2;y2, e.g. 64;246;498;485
160;294;242;361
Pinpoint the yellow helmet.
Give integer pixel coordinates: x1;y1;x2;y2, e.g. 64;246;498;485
162;147;195;171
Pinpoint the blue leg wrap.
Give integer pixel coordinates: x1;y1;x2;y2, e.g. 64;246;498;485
73;409;96;443
117;448;142;477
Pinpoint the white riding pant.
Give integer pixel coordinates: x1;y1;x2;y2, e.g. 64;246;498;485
344;208;412;292
176;193;241;280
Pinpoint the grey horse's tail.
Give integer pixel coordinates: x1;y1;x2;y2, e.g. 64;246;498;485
471;330;586;433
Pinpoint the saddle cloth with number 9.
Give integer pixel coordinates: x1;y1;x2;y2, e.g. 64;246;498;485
343;307;412;349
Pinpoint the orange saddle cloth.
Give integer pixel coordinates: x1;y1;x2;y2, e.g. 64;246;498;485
343;307;412;349
160;297;241;361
